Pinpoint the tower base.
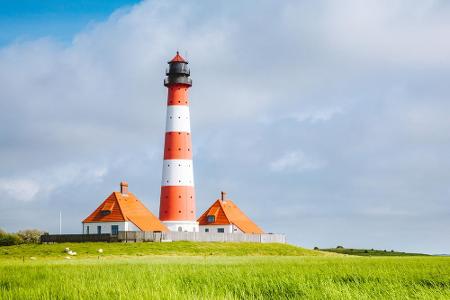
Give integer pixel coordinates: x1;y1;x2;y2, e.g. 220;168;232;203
162;220;199;232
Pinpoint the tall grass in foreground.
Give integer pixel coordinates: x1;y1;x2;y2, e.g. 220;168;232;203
0;256;449;299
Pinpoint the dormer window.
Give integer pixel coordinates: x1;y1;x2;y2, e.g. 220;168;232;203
207;215;215;223
100;210;111;216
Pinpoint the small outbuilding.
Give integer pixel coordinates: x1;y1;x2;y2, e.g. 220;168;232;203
197;192;264;234
82;182;167;234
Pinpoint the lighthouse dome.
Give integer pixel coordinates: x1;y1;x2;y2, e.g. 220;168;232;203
164;52;192;87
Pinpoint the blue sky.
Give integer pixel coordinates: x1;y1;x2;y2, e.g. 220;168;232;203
0;0;449;254
0;1;140;44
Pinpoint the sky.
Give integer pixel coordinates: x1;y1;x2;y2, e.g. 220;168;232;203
0;0;449;254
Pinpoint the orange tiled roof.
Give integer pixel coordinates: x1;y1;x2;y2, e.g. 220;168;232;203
197;199;264;234
83;191;167;232
170;51;187;63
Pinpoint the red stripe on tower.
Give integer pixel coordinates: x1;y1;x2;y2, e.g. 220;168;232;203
159;52;199;232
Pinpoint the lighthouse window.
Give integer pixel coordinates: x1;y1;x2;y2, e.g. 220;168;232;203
207;215;215;223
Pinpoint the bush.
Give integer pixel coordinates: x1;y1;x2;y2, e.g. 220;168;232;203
336;245;344;249
313;247;319;250
17;229;44;244
0;231;23;246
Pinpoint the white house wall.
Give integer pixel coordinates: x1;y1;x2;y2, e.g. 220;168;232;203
83;221;139;234
199;224;242;234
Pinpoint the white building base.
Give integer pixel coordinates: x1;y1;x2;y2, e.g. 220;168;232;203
82;221;139;234
163;220;199;232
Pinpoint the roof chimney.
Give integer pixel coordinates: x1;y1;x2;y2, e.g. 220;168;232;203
120;181;128;195
221;191;227;202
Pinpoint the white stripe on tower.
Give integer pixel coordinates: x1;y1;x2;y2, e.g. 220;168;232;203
165;106;191;133
161;159;194;187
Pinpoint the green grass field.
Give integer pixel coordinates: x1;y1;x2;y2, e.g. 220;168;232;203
0;242;449;299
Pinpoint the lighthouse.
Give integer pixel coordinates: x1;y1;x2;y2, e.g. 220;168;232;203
159;52;199;232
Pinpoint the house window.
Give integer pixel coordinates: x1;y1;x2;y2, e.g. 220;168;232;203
97;226;101;234
205;228;209;233
111;225;119;235
207;215;215;223
86;226;90;235
217;228;225;233
178;226;183;232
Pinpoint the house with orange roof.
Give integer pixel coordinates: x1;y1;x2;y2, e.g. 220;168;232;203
197;192;264;234
82;182;167;235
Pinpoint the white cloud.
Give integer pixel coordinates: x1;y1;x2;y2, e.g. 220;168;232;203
291;107;344;123
0;163;108;202
269;151;326;172
321;0;450;67
0;179;40;202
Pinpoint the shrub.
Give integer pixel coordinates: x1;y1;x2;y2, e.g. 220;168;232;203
17;229;44;244
336;245;344;249
0;231;23;246
313;247;319;250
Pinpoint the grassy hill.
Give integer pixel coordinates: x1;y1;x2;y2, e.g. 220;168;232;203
0;241;328;260
319;247;428;256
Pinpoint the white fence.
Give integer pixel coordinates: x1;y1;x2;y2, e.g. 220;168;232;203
118;231;286;244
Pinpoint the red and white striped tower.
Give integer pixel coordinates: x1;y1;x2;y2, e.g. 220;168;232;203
159;52;199;232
